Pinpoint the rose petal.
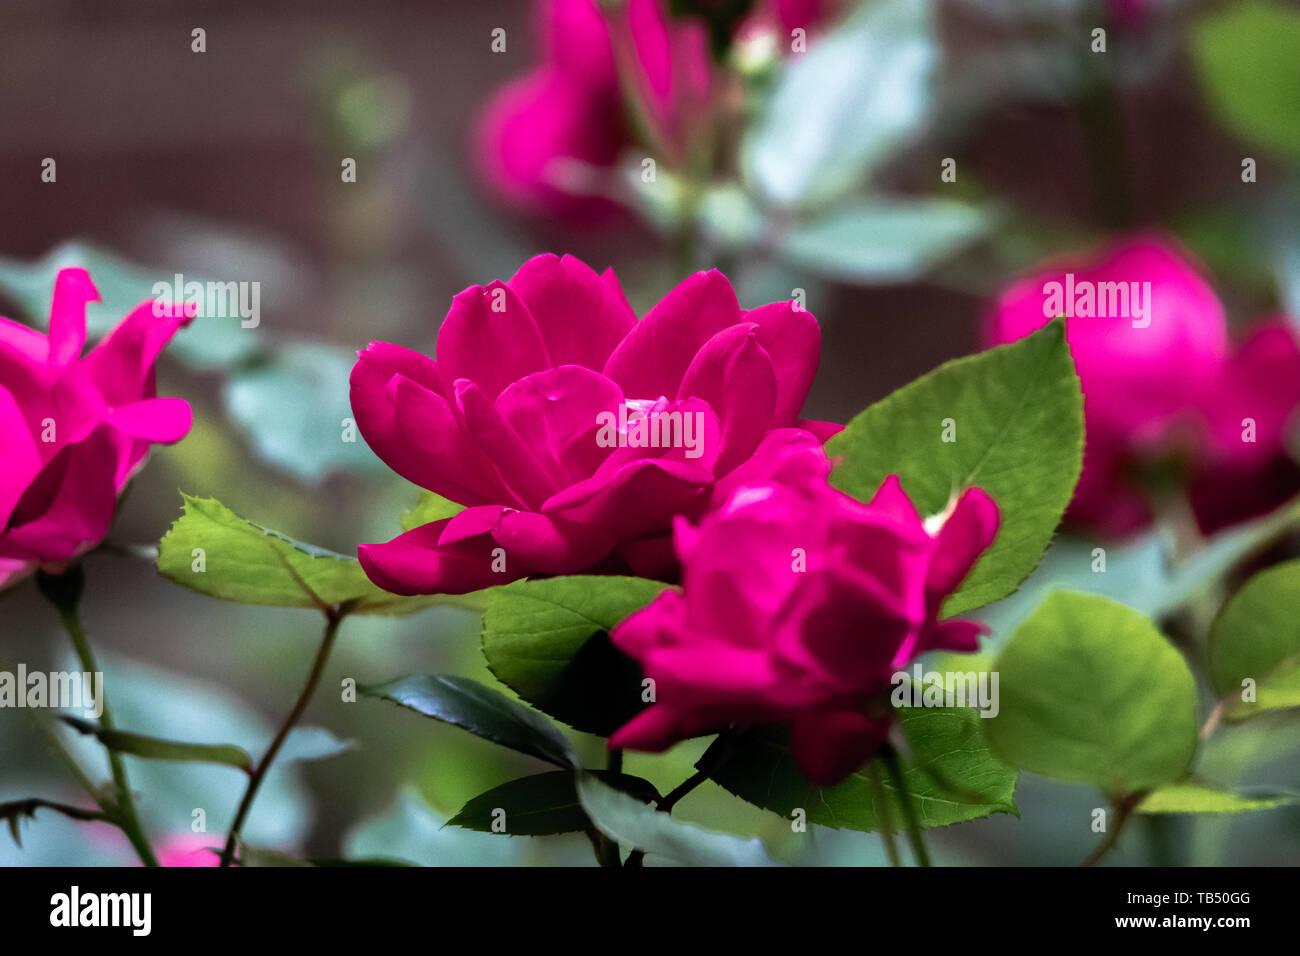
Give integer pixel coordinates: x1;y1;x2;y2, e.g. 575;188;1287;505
790;708;890;786
602;269;741;399
437;280;552;400
677;323;778;474
47;267;98;367
358;519;518;595
506;255;637;370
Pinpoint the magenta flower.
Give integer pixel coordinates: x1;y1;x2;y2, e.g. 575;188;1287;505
154;834;221;867
0;268;193;590
615;0;714;160
351;254;838;595
608;475;999;786
984;235;1229;536
476;1;832;213
1190;319;1300;533
475;0;624;215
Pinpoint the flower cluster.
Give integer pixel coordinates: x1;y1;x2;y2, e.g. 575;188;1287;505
352;252;1000;785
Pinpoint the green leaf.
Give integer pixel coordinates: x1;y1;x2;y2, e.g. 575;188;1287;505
742;0;937;207
974;494;1300;645
224;342;387;483
706;696;1018;833
781;199;992;284
0;241;260;369
827;321;1083;616
359;674;578;769
1209;559;1300;718
343;787;527;866
59;716;253;771
448;771;659;836
986;592;1199;797
575;772;783;866
481;576;669;735
276;726;353;763
1137;783;1297;815
401;490;466;532
156;494;473;615
1191;0;1300;161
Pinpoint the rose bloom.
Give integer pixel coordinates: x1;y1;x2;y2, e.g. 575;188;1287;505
608;473;999;786
985;234;1300;536
475;0;625;216
0;268;193;589
351;253;837;595
985;235;1229;536
477;0;830;213
154;833;221;867
1189;318;1300;533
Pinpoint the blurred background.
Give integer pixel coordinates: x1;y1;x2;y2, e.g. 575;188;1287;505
2;0;1299;865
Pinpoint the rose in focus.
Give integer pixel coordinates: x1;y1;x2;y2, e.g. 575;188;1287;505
351;253;837;595
608;473;999;786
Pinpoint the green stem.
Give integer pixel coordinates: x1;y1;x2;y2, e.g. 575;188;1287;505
37;569;158;867
625;730;737;867
881;745;930;867
866;764;902;867
592;747;626;867
219;607;345;866
1080;792;1145;867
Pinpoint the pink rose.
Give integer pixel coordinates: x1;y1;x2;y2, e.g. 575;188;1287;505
615;0;714;160
608;475;999;786
1190;318;1300;533
475;0;624;215
0;268;193;590
154;833;221;867
476;1;840;212
351;253;838;595
984;235;1229;536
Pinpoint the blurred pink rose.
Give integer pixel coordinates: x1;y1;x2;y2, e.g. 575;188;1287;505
1190;319;1300;533
1109;0;1149;29
351;253;838;595
475;0;624;215
608;475;999;785
616;0;714;160
155;833;221;867
0;268;193;590
984;235;1229;536
477;1;832;212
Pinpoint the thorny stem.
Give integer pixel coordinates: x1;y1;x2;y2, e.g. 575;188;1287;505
1079;791;1146;867
220;607;346;866
624;730;738;868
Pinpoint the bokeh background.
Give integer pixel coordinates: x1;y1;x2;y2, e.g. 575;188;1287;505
2;0;1299;865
